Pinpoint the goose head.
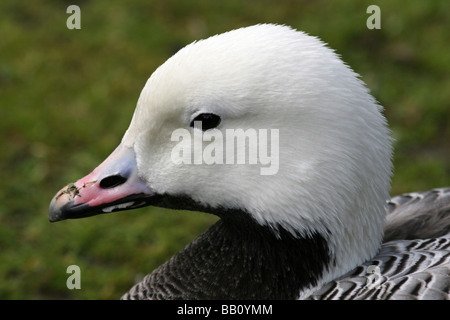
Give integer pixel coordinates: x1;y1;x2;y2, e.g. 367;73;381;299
49;24;392;296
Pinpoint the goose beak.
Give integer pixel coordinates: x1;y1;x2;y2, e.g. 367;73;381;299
49;144;154;222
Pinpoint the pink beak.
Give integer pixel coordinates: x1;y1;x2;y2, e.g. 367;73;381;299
49;144;154;222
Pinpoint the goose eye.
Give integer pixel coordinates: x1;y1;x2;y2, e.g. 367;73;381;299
190;113;221;131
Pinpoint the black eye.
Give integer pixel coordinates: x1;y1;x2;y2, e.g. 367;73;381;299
190;113;221;131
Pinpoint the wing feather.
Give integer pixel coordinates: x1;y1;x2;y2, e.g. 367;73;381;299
309;188;450;300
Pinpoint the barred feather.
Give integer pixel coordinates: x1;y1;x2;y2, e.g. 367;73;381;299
309;188;450;300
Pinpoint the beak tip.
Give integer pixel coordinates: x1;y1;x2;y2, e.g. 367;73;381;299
48;190;73;222
48;197;64;222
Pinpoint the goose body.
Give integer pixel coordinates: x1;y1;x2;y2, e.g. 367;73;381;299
49;24;450;299
310;188;450;299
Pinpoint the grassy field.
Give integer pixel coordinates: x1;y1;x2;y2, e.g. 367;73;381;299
0;0;448;299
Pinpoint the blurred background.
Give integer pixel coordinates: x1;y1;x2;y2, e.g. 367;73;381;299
0;0;448;299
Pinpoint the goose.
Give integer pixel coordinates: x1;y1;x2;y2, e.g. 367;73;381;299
48;24;450;300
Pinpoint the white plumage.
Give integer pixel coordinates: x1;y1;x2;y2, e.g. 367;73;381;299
49;24;449;299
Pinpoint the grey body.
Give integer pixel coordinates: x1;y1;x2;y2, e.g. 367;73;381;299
309;188;450;300
123;188;450;300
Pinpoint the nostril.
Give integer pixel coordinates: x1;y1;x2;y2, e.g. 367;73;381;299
99;175;128;189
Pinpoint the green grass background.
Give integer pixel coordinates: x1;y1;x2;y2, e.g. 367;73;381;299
0;0;448;299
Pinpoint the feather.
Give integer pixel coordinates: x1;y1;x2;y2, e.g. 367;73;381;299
309;188;450;300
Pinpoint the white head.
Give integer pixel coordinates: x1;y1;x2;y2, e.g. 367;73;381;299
50;24;392;292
